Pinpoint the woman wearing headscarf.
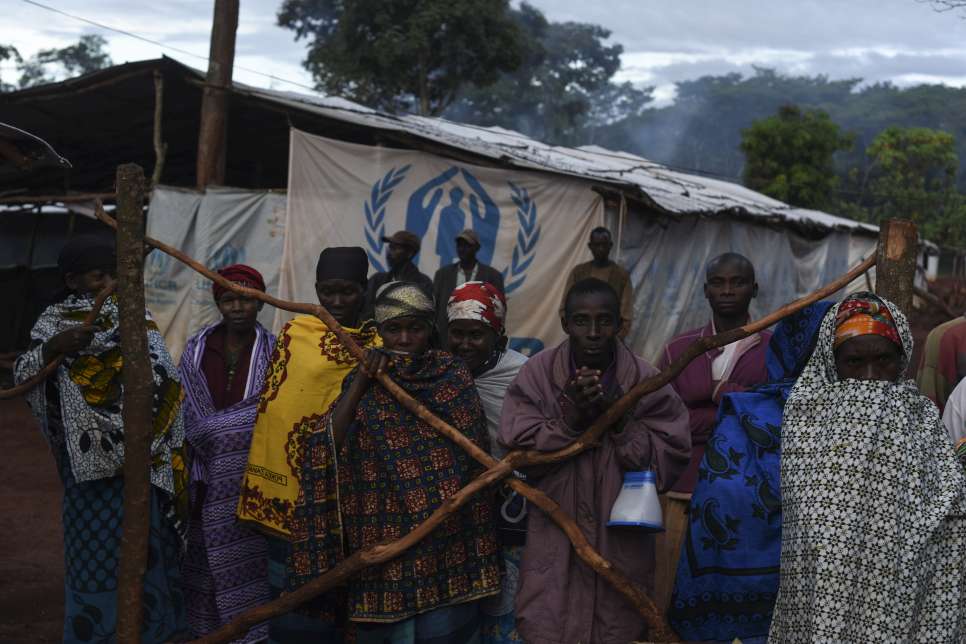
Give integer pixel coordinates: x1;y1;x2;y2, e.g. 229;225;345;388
769;292;966;643
14;235;188;642
668;301;833;643
446;281;528;644
179;264;273;642
291;281;500;644
237;247;379;643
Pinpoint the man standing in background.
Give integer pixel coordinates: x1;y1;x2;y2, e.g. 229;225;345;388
655;252;771;613
559;227;633;338
433;229;505;342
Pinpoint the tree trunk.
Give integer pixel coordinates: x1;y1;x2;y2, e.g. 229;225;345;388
115;163;151;644
196;0;239;189
874;218;918;317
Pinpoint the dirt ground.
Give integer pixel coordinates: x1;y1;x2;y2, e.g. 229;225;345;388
0;398;63;644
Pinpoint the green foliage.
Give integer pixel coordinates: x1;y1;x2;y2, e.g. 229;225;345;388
277;0;524;115
741;105;854;210
3;35;112;90
863;126;966;246
445;3;651;145
0;44;21;92
593;68;862;177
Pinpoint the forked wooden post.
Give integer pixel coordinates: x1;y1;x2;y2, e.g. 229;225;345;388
115;164;152;643
875;218;919;316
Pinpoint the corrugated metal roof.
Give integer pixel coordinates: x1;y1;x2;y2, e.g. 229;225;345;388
233;84;880;236
0;56;879;236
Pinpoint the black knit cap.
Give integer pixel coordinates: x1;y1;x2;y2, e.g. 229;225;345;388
57;234;116;276
315;246;369;286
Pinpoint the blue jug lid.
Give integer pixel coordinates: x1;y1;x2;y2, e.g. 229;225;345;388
623;470;655;483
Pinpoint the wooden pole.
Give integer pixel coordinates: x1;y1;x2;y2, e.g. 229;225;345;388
196;0;239;189
875;218;919;316
151;71;167;187
115;164;152;644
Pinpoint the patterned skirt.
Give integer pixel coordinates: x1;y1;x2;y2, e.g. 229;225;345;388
480;545;524;644
62;473;187;643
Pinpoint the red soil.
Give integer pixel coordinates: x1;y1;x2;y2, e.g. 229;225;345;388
0;399;63;643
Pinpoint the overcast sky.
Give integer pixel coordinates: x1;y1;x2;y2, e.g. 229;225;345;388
4;0;966;106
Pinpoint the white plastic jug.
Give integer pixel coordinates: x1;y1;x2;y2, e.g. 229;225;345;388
607;470;664;531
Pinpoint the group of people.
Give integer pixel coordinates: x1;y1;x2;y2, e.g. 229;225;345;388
14;226;966;643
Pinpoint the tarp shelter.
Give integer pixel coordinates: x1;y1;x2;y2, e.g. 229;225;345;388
1;57;882;360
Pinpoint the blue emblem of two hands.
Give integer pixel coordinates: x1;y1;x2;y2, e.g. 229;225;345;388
364;165;539;296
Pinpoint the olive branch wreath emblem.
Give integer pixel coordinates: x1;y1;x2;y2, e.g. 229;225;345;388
363;168;540;293
364;164;412;273
503;180;540;295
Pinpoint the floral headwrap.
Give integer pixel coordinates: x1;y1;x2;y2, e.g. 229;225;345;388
833;292;901;349
446;281;507;335
374;281;434;325
212;263;266;301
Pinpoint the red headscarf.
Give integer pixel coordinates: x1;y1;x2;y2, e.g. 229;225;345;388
212;263;266;301
447;281;507;335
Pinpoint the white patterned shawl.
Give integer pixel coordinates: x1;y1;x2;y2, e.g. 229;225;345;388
15;294;184;495
769;298;966;643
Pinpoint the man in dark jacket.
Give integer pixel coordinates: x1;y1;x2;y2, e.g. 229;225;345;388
433;229;505;341
362;230;434;319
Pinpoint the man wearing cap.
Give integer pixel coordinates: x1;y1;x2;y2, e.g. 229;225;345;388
238;247;381;643
433;229;505;342
362;230;433;320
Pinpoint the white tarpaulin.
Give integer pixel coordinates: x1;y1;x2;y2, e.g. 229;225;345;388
607;209;877;362
280;129;603;354
145;186;286;359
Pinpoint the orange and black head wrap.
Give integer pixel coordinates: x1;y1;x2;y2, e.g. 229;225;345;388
833;292;900;349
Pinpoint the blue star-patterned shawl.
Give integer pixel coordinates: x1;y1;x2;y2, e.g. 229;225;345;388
668;301;834;642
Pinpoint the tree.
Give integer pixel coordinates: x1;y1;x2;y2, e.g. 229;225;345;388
277;0;524;115
864;126;966;246
9;35;112;89
740;105;854;210
445;3;651;145
0;44;21;92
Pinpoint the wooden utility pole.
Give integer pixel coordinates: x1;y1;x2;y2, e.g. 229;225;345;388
115;164;152;643
196;0;240;189
875;218;919;316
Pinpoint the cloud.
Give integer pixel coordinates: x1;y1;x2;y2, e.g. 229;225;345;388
2;0;314;92
524;0;966;104
6;0;966;104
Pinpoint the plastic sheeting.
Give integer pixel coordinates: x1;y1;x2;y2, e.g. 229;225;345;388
607;209;877;362
141;181;876;364
144;186;286;359
279;129;603;354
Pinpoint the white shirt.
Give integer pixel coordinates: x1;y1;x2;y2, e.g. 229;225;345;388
711;340;740;382
456;261;479;287
941;377;966;445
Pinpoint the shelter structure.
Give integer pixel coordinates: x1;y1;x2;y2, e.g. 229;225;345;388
1;57;898;359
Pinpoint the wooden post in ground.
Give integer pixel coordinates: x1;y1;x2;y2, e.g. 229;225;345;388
875;218;919;316
115;163;152;644
196;0;239;189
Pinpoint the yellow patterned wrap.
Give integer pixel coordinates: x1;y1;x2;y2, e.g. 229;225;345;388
237;314;381;537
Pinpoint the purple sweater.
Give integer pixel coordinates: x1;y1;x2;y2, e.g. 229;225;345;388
659;322;771;493
498;340;689;644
